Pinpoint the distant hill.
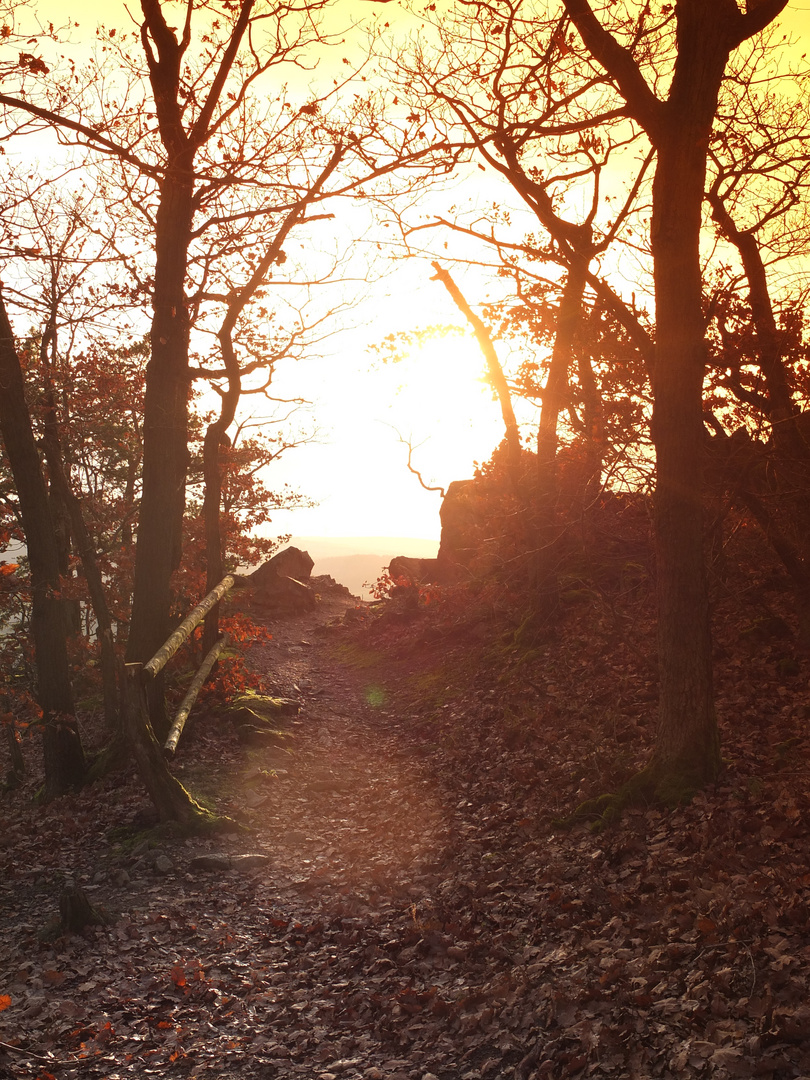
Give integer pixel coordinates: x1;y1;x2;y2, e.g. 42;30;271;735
291;536;438;599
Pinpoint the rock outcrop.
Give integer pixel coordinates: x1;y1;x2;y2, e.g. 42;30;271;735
388;478;486;586
249;546;316;613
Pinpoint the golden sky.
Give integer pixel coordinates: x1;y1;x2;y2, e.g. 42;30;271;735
18;0;810;542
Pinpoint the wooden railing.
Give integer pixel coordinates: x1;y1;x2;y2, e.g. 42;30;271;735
139;575;235;756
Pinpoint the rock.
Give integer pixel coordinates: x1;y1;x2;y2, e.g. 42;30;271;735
253;571;317;614
310;573;355;597
247;546;318;614
385;479;486;588
251;546;314;585
189;854;232;872
438;478;484;573
154;855;174;874
229;854;271;871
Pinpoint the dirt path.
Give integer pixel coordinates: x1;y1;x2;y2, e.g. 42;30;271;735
226;591;451;917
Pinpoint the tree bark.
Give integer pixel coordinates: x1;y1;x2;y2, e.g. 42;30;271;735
650;131;719;782
124;162;194;739
0;294;86;797
122;664;217;827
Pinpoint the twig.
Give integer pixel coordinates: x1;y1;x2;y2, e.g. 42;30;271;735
0;1038;65;1063
0;1038;116;1069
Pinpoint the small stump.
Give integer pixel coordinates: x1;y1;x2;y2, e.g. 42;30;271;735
59;881;110;933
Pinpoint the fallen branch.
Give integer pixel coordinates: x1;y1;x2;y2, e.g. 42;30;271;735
164;634;230;757
143;576;234;679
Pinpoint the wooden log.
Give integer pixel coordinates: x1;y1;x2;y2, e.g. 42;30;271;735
164;634;229;757
143;575;234;679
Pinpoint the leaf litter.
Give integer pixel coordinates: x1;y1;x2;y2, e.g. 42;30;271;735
1;583;810;1080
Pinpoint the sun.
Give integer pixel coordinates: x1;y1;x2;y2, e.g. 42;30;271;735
374;331;511;486
267;327;518;540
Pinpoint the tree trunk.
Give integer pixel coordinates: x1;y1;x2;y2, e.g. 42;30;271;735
429;262;522;476
38;348;120;730
122;664;217;827
0;294;86;797
534;253;589;610
125;167;194;740
562;0;788;806
710;193;810;640
202;425;227;654
649;134;720;785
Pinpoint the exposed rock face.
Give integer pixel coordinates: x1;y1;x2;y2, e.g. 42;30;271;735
310;574;355;599
438;479;484;573
388;479;486;587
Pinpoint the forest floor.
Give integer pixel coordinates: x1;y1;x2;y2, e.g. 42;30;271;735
2;572;810;1080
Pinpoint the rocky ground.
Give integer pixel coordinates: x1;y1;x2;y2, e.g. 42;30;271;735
2;576;810;1080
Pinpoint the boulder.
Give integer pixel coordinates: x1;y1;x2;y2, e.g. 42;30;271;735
247;546;317;614
387;480;485;589
253;572;316;614
250;546;313;587
437;479;484;572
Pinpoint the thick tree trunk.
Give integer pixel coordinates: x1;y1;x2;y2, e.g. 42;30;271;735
0;295;86;797
641;0;766;787
125;169;194;740
562;0;788;805
647;107;723;787
122;664;217;827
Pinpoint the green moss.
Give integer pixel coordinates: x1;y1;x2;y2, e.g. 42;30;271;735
86;736;129;782
331;641;385;669
776;657;800;678
559;758;712;832
106;824;158;852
